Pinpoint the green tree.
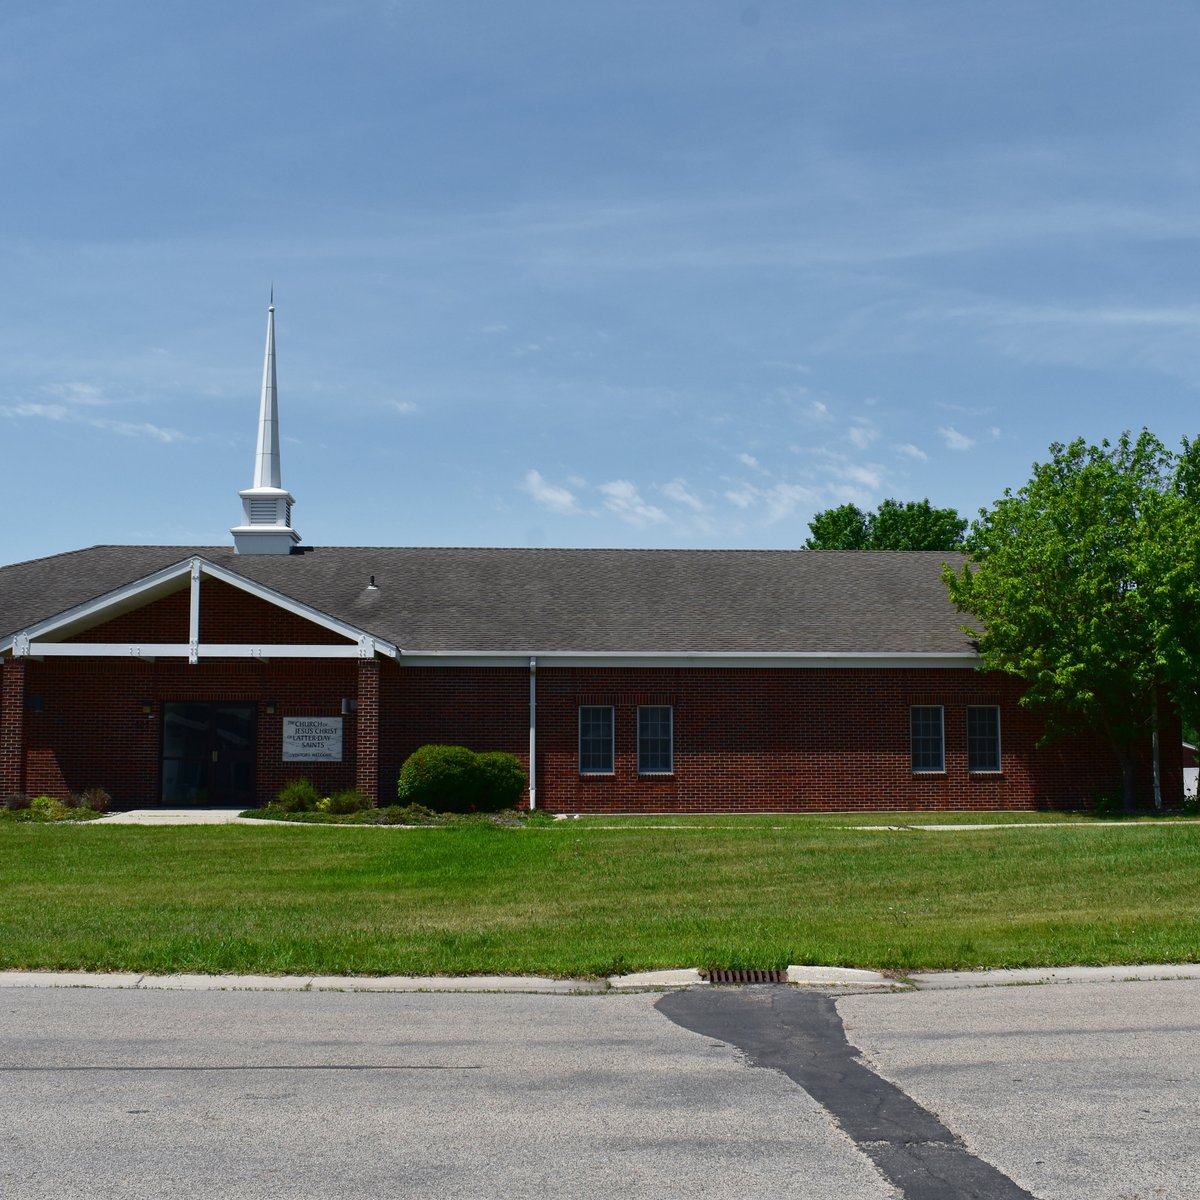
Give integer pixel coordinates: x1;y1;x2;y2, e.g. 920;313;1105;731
804;503;870;549
805;498;966;550
944;431;1200;812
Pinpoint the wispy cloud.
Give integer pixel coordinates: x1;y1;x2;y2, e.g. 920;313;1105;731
661;477;707;512
0;401;189;442
598;479;667;526
848;418;878;450
737;452;763;471
43;382;109;406
387;399;419;414
721;480;818;522
520;469;580;514
939;426;974;451
895;442;928;461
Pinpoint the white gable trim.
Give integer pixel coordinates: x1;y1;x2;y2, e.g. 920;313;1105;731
2;556;397;660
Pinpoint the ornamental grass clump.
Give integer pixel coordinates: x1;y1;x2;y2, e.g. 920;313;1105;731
275;778;321;813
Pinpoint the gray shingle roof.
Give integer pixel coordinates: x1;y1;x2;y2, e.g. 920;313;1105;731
0;545;975;655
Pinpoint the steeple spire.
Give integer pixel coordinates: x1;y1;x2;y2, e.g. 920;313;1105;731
231;296;301;555
252;295;281;488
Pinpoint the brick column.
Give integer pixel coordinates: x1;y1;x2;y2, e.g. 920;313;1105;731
356;657;380;805
0;658;26;797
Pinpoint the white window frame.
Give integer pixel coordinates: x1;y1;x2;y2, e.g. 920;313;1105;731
967;705;1002;774
578;705;615;775
637;705;674;776
910;705;945;774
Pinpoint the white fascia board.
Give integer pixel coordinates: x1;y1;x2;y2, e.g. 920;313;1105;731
197;559;398;658
397;650;980;669
27;642;367;659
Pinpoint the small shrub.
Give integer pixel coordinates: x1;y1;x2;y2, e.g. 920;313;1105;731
1092;790;1124;817
397;745;484;813
80;787;112;814
2;793;30;811
275;778;321;813
316;789;373;815
475;751;527;812
30;795;68;821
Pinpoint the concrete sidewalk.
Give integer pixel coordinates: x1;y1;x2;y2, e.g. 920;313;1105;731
92;809;255;825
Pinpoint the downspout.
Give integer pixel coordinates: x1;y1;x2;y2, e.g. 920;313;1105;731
528;656;537;810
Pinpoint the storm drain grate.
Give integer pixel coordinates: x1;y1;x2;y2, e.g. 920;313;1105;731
702;968;789;986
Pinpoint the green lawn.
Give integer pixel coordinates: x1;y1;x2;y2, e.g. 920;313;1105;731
3;814;1199;977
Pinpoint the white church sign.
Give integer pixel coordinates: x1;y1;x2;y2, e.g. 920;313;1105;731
282;717;343;762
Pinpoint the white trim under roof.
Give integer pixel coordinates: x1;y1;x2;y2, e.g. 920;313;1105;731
2;556;397;661
397;650;979;669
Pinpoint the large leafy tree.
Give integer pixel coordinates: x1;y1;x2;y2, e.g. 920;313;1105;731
805;498;967;550
944;431;1200;812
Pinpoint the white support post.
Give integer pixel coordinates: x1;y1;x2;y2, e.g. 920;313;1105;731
188;559;201;664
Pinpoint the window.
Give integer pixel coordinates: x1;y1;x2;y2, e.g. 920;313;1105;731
910;706;944;773
967;705;1001;773
638;705;673;775
578;706;615;774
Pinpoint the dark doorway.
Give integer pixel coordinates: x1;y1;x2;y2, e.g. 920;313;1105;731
161;703;257;807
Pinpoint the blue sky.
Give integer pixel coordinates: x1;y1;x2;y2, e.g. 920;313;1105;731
4;1;1200;563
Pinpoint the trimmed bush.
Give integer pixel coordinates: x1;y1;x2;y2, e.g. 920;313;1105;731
275;778;321;813
397;745;527;813
397;745;482;812
476;751;528;811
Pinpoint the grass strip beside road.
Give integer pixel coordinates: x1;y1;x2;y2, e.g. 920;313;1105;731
3;817;1199;978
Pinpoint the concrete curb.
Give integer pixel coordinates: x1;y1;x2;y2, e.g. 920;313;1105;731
4;964;1197;994
907;963;1200;989
0;965;895;994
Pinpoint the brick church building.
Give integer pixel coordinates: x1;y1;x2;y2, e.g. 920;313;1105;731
0;306;1177;813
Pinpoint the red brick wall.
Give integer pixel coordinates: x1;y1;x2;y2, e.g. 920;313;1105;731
381;664;1180;813
8;581;1182;812
20;581;364;806
68;578;350;645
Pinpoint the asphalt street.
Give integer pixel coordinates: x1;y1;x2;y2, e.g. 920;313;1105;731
2;978;1198;1199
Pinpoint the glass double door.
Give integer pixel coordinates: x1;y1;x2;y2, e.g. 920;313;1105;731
161;703;256;807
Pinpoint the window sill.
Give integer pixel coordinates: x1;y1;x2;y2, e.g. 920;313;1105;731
638;773;675;780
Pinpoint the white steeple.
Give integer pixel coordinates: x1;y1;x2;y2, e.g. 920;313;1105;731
231;295;301;554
